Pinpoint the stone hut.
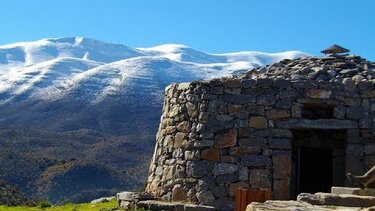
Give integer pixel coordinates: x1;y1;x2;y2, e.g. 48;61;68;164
145;54;375;210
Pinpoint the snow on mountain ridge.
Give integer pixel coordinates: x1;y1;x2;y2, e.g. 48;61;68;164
0;37;310;104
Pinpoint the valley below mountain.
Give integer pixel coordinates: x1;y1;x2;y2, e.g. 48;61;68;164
0;37;308;203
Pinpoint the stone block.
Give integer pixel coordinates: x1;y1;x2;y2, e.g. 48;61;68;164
238;137;267;147
194;139;214;147
272;151;291;179
196;190;215;205
214;129;237;148
187;161;208;178
268;138;291;150
221;155;238;163
172;184;189;201
212;163;239;176
175;132;186;148
249;169;271;188
298;192;375;207
249;116;267;129
305;89;332;99
229;146;261;156
346;106;366;119
228;104;245;113
331;186;375;196
201;149;220;161
223;79;242;88
229;181;250;198
210;186;227;199
239;167;249;181
273;179;290;200
266;109;290;119
197;175;216;191
215;173;239;184
177;121;191;133
241;155;271;167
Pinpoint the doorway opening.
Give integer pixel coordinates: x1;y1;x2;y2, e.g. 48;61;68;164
291;129;347;197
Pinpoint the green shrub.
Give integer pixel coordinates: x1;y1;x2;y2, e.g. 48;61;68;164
39;201;52;208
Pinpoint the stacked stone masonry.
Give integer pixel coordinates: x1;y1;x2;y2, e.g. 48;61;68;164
145;55;375;210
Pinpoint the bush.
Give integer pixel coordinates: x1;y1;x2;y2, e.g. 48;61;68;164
39;201;52;208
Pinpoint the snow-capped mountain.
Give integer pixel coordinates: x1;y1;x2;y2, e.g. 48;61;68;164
0;37;308;105
0;37;309;203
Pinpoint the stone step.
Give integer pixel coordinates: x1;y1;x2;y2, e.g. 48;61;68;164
246;200;366;211
331;186;375;196
136;200;216;211
298;192;375;207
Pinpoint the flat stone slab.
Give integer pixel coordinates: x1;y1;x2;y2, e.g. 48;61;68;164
117;191;154;201
331;186;375;196
298;192;375;207
246;200;367;211
137;200;216;211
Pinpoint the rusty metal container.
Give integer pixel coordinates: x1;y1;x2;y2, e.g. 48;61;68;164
235;188;271;211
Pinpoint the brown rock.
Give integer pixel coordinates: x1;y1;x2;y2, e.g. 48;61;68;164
215;129;237;148
201;149;220;161
174;132;186;148
228;105;245;113
266;109;290;120
223;79;242;88
177;121;191;132
249;116;267;129
172;184;189;202
221;155;238;163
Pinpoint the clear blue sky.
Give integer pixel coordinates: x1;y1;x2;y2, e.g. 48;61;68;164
0;0;374;60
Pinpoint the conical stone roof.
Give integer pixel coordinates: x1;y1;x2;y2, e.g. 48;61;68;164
239;55;375;83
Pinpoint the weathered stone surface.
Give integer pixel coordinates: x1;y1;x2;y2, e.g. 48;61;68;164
249;116;267;129
212;163;239;176
91;196;115;204
239;166;249;181
230;146;260;156
331;187;375;196
214;129;237;148
177;121;191;132
266;109;290;120
172;184;189;202
249;169;271;188
268;138;291;149
276;119;358;129
201;149;220;161
187;161;208;178
298;192;375;207
196;176;215;193
215;173;239;184
196;190;215;205
241;155;271;167
246;200;364;211
273;179;290;200
175;132;186;148
272;151;291;179
305;89;332;99
346;106;366;119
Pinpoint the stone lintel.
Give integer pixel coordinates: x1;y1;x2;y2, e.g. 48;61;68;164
297;98;340;105
331;186;375;197
276;119;358;129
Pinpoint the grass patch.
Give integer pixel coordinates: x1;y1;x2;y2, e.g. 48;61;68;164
0;199;121;211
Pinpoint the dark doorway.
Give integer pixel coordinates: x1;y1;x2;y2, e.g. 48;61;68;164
291;129;346;197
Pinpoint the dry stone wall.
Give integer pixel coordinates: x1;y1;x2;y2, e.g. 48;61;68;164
145;55;375;210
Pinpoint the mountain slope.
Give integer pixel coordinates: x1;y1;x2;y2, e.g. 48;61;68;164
0;37;309;203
